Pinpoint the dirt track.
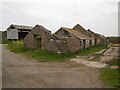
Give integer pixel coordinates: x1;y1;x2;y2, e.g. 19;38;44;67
2;44;106;88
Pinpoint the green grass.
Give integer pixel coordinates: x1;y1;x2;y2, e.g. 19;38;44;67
100;68;119;88
90;53;103;61
107;59;120;66
75;45;107;56
0;41;12;44
6;41;108;61
6;41;76;61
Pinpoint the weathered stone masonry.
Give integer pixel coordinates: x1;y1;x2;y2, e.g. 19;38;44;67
24;24;107;53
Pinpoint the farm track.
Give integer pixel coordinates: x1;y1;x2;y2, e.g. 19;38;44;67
2;44;106;88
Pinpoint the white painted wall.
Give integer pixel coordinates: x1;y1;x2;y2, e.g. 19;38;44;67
7;29;18;39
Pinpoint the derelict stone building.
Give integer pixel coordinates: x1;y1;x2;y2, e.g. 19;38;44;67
24;25;70;53
73;24;96;47
7;24;33;40
55;27;91;50
24;24;107;53
24;25;88;53
73;24;107;46
87;29;107;45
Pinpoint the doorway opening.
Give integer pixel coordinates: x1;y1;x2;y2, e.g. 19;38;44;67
83;40;86;49
34;35;42;48
90;40;92;47
95;39;97;45
80;40;82;49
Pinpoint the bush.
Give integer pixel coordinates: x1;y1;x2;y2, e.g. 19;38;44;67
6;41;26;53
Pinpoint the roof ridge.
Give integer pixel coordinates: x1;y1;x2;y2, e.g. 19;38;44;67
11;24;33;27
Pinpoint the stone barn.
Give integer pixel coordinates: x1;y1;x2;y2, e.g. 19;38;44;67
73;24;95;47
87;29;99;46
55;27;91;49
24;25;91;53
87;29;107;45
24;24;107;53
98;34;107;45
7;24;33;40
24;25;70;53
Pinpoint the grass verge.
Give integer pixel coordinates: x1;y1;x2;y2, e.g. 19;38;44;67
75;45;107;56
0;41;12;44
6;41;76;61
6;41;108;61
100;68;119;88
107;59;120;66
89;53;103;61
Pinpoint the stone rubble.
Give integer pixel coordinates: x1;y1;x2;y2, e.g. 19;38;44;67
71;44;120;68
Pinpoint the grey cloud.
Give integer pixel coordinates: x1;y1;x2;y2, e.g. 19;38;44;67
0;0;118;36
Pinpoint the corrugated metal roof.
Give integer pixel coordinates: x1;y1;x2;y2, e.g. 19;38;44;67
8;24;33;30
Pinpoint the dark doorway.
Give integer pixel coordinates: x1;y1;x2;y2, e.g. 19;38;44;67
90;40;92;47
18;32;29;40
83;40;86;49
18;29;31;40
80;40;82;49
34;35;42;48
95;39;97;45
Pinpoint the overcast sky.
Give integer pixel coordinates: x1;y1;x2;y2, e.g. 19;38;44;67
0;0;119;36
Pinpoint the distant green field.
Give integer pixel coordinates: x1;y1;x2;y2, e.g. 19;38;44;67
107;36;120;44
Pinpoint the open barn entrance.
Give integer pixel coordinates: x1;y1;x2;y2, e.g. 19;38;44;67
18;29;31;40
18;32;29;40
34;35;42;48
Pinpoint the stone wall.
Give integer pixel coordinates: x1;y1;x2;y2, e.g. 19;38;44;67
55;28;81;52
85;39;90;48
0;31;7;41
24;25;107;53
24;25;69;53
24;33;34;49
